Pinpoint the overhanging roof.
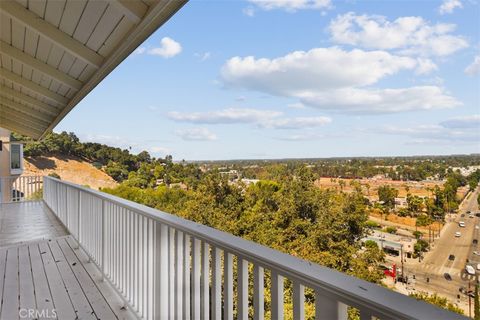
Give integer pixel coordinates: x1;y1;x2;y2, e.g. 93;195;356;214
0;0;187;139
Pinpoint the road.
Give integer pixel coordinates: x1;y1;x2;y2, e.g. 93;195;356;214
397;186;480;315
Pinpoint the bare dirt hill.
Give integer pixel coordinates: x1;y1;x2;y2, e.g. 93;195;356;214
23;155;117;190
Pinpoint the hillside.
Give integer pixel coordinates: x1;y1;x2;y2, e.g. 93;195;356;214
23;155;117;190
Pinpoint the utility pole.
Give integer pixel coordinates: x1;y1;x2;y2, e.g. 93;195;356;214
470;280;472;319
401;245;404;279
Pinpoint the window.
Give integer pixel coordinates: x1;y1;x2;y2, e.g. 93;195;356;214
10;144;21;170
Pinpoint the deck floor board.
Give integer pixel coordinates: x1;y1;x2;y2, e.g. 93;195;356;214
0;236;135;320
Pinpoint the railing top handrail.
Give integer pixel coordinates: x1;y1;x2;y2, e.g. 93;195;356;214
44;176;466;320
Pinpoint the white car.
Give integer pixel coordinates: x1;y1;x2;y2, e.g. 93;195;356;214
474;251;480;256
476;225;479;230
455;232;461;237
476;264;480;271
466;265;476;275
459;221;466;227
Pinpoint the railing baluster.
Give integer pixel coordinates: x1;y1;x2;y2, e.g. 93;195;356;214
169;227;175;318
224;252;233;320
183;234;191;320
212;247;222;320
315;290;348;320
192;238;201;319
238;257;248;320
155;222;169;318
253;265;264;320
271;271;284;320
201;241;209;320
360;309;373;320
293;281;305;320
175;230;184;319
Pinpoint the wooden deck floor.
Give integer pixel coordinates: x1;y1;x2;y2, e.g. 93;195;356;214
0;236;136;320
0;202;136;320
0;201;67;247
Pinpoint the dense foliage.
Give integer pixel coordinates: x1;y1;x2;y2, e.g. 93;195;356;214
17;131;479;316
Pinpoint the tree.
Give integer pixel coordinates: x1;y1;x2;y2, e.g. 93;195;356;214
409;293;463;315
378;185;398;209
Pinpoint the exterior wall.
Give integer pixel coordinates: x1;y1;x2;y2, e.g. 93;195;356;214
0;128;12;202
0;128;24;202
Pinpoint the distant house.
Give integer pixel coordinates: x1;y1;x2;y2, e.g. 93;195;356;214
168;182;188;190
394;197;408;209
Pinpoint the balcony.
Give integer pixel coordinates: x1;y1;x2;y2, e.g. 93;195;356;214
0;176;467;319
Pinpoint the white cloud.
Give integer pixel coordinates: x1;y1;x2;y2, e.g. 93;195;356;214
274;133;325;141
440;115;480;128
260;116;331;129
248;0;331;12
221;47;418;94
147;37;182;58
439;0;463;14
175;128;217;141
168;108;282;124
167;108;331;129
299;86;460;113
134;47;146;55
288;102;306;109
415;58;438;75
328;13;468;57
220;48;460;113
378;115;480;144
149;146;171;155
243;6;256;16
195;52;211;61
465;55;480;76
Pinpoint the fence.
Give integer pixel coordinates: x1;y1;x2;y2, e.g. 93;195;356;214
42;176;466;320
0;175;43;203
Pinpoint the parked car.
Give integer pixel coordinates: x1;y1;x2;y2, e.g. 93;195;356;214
473;251;480;256
459;221;466;227
449;254;455;261
466;265;476;275
473;239;478;245
460;286;475;298
455;232;461;237
444;273;452;281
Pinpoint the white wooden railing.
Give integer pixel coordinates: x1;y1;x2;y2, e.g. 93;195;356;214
0;175;43;203
42;176;466;320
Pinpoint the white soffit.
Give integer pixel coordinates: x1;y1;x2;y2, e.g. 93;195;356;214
0;0;187;139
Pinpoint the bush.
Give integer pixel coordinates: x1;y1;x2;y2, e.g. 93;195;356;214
366;220;380;229
413;231;423;239
364;240;379;249
414;239;429;254
48;172;61;179
385;226;397;234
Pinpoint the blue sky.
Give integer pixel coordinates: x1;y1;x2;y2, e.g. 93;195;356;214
56;0;480;160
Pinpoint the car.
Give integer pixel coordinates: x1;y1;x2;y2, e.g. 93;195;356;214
449;254;455;261
444;273;452;281
459;221;466;227
474;251;480;256
461;214;465;217
477;264;480;271
460;287;475;297
455;232;461;237
470;215;475;218
476;225;480;230
468;211;472;214
466;265;476;275
474;239;478;245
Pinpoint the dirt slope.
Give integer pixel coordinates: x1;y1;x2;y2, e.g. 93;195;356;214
23;155;117;190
